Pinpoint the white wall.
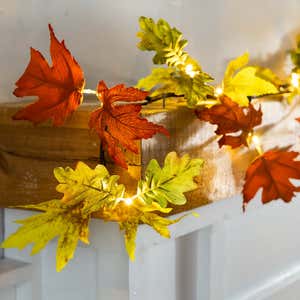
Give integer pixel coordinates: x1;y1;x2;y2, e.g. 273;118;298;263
1;0;300;101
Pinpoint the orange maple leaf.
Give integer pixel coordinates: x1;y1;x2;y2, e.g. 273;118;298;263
243;150;300;211
196;96;262;148
12;24;85;126
89;80;169;169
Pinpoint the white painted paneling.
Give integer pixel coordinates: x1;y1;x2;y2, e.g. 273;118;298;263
129;240;176;300
224;200;300;300
3;196;300;299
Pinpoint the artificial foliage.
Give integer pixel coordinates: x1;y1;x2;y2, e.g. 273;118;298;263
89;80;169;169
2;153;203;271
3;16;300;271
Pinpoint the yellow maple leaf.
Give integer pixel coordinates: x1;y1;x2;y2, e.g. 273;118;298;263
222;52;278;106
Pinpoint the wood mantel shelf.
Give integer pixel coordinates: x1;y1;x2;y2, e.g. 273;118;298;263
0;99;212;214
0;101;141;208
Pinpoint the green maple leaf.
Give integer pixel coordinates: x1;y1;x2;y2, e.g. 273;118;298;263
222;52;278;106
1;162;125;271
137;151;203;207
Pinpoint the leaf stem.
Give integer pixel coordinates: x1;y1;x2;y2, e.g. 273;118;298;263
141;93;184;105
99;141;106;166
248;85;292;101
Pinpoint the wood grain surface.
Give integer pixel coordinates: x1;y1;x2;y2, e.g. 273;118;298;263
1;98;297;215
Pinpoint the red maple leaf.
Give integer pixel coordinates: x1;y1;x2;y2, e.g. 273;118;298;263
196;96;262;148
89;80;169;169
243;150;300;211
12;24;85;126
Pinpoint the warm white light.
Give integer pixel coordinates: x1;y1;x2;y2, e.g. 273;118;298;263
215;87;223;97
184;64;198;78
117;197;134;205
291;72;300;88
124;198;133;205
251;134;260;146
83;89;97;94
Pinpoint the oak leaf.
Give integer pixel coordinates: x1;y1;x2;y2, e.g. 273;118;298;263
13;24;85;126
137;151;204;207
89;80;169;169
243;150;300;210
196;96;262;148
1;162;125;272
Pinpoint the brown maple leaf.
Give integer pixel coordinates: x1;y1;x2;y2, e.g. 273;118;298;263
196;96;262;148
89;80;169;169
12;24;85;126
243;150;300;211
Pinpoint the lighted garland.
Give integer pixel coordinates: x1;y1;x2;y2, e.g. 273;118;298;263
2;17;300;271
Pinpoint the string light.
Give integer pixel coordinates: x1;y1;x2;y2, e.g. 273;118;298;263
291;72;300;88
116;197;134;205
184;64;198;78
215;86;223;97
124;197;133;205
249;133;263;155
83;89;97;94
251;134;260;146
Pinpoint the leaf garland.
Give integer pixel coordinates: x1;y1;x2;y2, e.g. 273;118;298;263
136;17;215;107
1;152;203;270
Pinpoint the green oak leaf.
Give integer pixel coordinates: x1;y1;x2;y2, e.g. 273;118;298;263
137;16;187;65
137;67;214;107
137;151;204;207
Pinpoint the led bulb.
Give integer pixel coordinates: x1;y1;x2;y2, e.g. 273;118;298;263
184;64;198;78
291;72;300;88
124;198;133;205
251;134;260;146
215;87;223;97
83;88;97;94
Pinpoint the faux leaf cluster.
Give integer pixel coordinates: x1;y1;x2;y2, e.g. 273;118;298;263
1;162;125;271
137;17;215;107
13;25;85;126
196;96;262;148
243;150;300;210
1;152;203;270
12;25;169;169
222;52;279;106
89;80;169;169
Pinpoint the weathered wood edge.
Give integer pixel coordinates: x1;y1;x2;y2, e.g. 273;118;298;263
0;99;212;216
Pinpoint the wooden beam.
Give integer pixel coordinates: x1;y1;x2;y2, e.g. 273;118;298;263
0;101;140;208
0;99;219;215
